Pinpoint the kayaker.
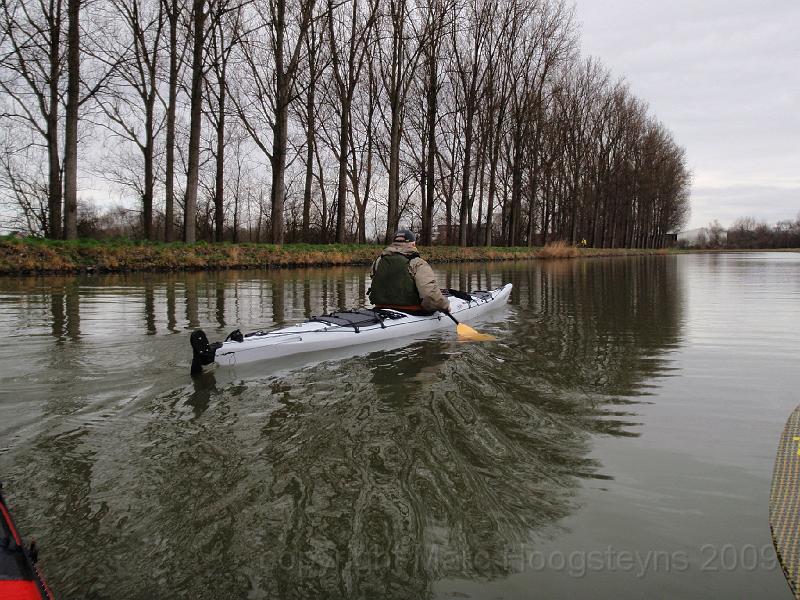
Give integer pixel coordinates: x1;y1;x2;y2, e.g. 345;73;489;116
368;229;450;315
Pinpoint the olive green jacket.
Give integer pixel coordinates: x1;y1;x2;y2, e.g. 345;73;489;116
370;243;450;312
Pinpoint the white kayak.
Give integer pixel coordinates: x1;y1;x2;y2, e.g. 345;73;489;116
189;284;512;374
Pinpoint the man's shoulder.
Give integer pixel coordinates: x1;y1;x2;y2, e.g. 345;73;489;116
383;246;421;260
407;255;428;271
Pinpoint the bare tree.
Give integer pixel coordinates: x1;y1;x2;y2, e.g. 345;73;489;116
2;0;693;248
232;0;318;244
182;0;208;242
93;0;166;239
0;129;50;234
204;0;242;241
376;0;424;242
450;0;492;246
160;0;187;241
417;0;449;245
481;8;514;246
347;50;379;242
0;0;65;237
327;0;378;243
298;16;323;239
61;0;80;238
505;0;575;246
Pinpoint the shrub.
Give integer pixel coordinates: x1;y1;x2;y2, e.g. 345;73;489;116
538;240;579;259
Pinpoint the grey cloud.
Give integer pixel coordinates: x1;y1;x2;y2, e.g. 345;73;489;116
691;185;799;228
576;0;800;228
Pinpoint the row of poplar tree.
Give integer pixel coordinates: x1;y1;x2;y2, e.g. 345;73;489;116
0;0;691;247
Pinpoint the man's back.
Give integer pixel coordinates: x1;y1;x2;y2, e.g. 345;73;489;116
369;229;450;314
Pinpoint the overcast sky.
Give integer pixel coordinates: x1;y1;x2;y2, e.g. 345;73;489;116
575;0;800;229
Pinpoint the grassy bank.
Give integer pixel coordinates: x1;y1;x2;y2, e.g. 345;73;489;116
0;236;678;275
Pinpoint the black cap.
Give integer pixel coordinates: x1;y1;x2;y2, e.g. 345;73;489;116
393;229;416;243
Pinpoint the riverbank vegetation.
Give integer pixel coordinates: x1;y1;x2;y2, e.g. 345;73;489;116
719;217;799;249
1;0;690;251
0;237;679;275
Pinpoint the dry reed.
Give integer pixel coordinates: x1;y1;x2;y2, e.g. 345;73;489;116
537;240;579;259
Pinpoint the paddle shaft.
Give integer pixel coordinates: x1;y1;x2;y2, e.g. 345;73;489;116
444;311;460;325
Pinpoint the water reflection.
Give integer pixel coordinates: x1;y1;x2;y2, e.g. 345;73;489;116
144;280;156;335
50;286;64;339
215;280;226;329
166;279;178;333
185;276;199;329
48;279;82;342
0;258;685;598
273;274;285;324
187;371;220;418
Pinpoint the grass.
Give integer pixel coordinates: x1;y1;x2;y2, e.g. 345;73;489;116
538;240;580;259
0;235;683;276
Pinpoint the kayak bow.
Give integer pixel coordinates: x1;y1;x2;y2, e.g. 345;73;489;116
190;284;512;374
0;483;54;600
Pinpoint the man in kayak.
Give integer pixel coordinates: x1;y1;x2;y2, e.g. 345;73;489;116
369;229;450;315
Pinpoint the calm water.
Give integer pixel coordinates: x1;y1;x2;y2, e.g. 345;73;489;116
0;254;798;599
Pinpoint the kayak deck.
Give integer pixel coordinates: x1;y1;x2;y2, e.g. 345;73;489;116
770;404;800;599
190;284;512;374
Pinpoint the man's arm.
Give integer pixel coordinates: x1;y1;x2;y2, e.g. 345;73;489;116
410;258;450;312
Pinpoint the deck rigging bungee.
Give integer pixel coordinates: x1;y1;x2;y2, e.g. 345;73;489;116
0;483;55;600
190;284;512;375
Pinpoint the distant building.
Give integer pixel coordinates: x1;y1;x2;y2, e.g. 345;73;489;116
434;224;457;243
677;227;727;247
663;233;678;246
434;223;496;245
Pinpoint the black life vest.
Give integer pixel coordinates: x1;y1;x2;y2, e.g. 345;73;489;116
368;252;421;307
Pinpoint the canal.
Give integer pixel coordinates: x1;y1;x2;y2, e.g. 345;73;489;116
0;253;797;598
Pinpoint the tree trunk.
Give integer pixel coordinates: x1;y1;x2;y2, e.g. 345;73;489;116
271;81;289;244
232;187;239;242
164;1;178;242
335;100;349;243
383;5;406;244
47;114;62;240
526;115;543;247
359;106;374;244
458;107;474;247
509;127;523;246
423;44;437;246
183;0;205;243
143;96;155;239
385;106;401;242
526;168;538;247
476;141;485;246
47;5;62;239
214;89;225;242
485;150;498;247
302;64;315;241
62;0;80;240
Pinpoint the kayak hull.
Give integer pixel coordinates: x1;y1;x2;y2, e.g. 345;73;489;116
195;284;512;371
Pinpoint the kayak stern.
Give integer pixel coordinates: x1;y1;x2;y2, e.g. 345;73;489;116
188;284;512;375
190;330;222;376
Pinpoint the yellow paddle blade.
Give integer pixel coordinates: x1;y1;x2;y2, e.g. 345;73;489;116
456;323;496;341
